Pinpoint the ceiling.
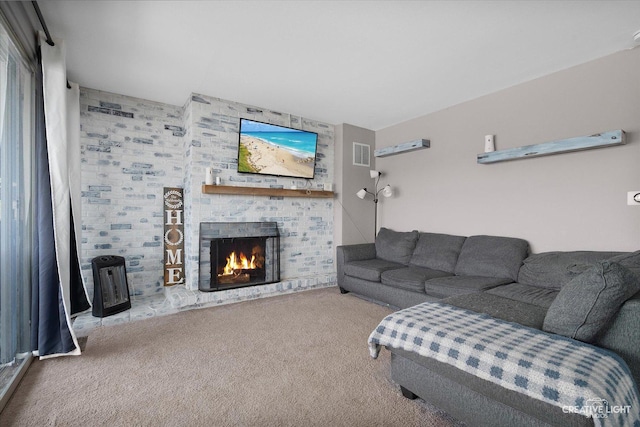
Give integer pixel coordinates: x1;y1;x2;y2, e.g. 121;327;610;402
38;1;640;131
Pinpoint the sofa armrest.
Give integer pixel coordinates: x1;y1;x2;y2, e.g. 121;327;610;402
336;244;376;288
596;292;640;388
338;243;376;263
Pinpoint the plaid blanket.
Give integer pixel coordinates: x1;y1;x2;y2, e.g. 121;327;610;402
368;302;640;427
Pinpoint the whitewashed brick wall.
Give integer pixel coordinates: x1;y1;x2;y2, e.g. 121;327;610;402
80;89;185;301
182;94;335;293
80;88;335;305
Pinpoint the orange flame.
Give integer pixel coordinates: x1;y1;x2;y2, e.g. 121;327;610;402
222;251;256;275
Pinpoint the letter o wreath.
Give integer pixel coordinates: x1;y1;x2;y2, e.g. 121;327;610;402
164;228;184;246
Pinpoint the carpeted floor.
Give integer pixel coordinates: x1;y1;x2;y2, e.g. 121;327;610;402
0;287;463;426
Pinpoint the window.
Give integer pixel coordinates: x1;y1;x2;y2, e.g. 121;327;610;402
0;14;34;409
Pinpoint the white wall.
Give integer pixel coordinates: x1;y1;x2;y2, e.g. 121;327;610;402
375;48;640;253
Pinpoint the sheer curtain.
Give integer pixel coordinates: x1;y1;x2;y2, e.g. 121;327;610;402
31;31;90;359
0;13;33;404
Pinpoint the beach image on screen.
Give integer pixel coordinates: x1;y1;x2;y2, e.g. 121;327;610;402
238;119;317;179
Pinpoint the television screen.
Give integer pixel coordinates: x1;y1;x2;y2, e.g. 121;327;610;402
237;118;318;179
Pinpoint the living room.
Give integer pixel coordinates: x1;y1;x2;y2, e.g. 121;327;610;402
68;1;640;330
1;1;639;425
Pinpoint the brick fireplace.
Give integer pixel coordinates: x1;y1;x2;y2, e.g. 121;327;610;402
199;222;280;291
80;88;336;309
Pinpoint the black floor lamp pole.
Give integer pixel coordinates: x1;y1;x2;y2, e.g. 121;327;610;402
373;199;378;240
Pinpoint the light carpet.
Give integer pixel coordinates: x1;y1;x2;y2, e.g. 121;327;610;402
0;287;463;426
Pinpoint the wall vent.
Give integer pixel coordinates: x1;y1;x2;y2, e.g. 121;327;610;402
353;142;370;167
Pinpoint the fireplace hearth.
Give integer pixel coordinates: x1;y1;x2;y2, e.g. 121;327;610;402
199;222;280;291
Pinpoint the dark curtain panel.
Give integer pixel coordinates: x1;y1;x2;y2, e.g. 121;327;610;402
70;205;90;315
31;47;89;357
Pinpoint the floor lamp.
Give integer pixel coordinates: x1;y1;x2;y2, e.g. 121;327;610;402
356;170;393;240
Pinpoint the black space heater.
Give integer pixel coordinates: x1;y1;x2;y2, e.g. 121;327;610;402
91;255;131;317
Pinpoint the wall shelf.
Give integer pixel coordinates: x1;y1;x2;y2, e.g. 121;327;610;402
202;185;334;198
374;139;430;157
477;130;625;164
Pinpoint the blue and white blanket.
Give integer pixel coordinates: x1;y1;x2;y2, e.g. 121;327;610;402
368;302;640;427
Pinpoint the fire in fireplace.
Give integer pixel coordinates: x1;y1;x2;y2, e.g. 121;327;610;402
214;237;266;285
199;222;280;291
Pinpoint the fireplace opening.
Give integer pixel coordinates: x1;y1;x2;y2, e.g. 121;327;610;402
212;237;266;286
199;222;280;291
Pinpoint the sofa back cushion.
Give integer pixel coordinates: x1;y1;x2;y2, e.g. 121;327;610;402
409;232;466;273
454;235;529;280
517;251;624;290
375;228;419;265
543;261;640;342
608;250;640;276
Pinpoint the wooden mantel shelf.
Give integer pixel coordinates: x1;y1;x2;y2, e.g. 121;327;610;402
202;185;334;198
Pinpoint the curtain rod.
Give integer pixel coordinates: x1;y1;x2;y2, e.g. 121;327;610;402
31;1;54;46
32;1;72;89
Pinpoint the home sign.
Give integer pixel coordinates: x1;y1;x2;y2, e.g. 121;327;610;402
163;187;184;286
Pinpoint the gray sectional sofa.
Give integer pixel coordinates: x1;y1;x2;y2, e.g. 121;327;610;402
337;228;640;427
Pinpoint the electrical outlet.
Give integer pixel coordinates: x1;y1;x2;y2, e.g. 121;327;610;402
627;191;640;205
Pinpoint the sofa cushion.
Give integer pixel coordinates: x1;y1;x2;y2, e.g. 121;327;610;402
486;283;559;309
443;293;548;330
517;251;624;290
381;266;451;293
424;276;513;299
453;235;529;280
608;250;640;276
409;232;466;273
375;228;419;265
543;261;640;342
343;259;404;282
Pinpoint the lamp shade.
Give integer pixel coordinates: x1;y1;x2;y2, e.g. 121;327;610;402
381;185;393;198
370;170;381;179
356;188;367;199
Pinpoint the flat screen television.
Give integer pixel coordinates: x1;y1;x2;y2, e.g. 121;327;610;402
237;118;318;179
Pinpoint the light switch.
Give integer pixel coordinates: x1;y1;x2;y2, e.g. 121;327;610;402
627;191;640;205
